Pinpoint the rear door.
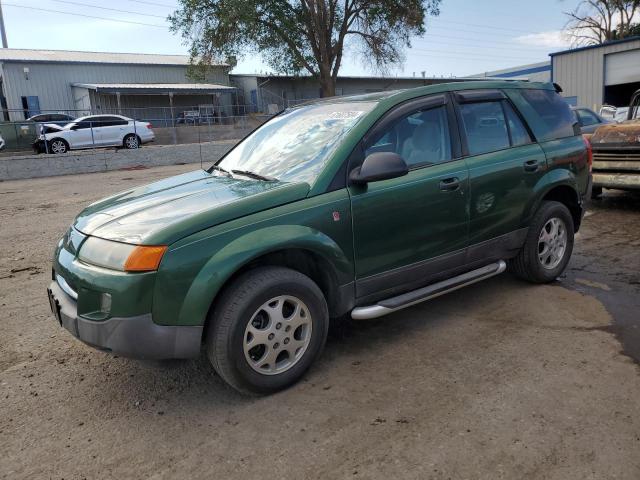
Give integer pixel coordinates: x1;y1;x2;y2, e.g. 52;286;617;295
349;94;470;302
454;90;546;263
98;116;129;146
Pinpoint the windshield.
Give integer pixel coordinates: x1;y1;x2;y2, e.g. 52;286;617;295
217;101;376;184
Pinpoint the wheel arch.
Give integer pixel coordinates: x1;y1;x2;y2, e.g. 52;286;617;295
176;225;355;329
528;171;583;232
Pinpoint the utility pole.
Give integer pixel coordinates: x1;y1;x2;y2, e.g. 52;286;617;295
0;0;8;48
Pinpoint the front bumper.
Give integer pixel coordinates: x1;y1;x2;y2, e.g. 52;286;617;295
47;280;202;359
592;172;640;190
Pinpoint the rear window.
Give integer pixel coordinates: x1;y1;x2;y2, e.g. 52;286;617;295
515;89;577;142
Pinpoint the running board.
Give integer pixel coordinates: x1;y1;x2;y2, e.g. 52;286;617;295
351;260;507;320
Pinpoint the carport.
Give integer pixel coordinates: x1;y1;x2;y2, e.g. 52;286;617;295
70;82;237;123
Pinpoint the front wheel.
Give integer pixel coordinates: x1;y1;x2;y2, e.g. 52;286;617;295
509;200;575;283
48;138;68;154
206;267;329;395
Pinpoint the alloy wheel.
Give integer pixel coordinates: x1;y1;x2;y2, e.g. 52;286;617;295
125;136;139;149
538;217;567;270
51;140;67;154
243;295;313;375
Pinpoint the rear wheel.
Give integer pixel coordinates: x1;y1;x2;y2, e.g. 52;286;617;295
509;200;574;283
206;267;329;395
123;134;140;149
48;138;68;154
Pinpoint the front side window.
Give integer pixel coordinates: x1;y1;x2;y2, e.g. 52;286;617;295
217;101;376;184
366;105;452;168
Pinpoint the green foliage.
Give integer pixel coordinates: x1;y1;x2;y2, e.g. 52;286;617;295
169;0;441;94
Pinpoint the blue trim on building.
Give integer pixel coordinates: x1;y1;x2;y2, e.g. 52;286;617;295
491;65;551;78
549;36;640;57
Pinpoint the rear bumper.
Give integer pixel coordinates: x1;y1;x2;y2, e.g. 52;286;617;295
47;280;202;359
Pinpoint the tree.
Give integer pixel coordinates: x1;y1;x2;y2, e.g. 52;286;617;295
564;0;640;46
169;0;441;97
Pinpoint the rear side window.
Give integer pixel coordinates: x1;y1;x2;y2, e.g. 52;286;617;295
503;102;531;146
517;89;576;141
459;101;510;156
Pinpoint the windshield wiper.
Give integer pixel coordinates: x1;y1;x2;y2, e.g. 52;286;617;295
231;169;277;181
210;165;232;177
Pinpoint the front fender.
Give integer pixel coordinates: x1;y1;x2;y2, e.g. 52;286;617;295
177;225;353;326
152;189;354;326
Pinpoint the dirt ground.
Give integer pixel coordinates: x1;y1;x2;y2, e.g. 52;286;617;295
1;165;639;480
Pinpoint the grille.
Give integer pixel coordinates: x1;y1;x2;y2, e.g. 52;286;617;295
593;150;640;172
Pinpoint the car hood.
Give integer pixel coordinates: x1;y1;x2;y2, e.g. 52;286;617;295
590;119;640;147
74;169;310;245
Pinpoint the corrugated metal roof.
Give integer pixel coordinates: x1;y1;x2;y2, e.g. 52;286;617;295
549;35;640;57
73;83;236;93
0;48;227;66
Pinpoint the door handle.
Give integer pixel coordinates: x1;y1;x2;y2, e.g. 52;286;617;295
524;159;539;172
439;177;460;192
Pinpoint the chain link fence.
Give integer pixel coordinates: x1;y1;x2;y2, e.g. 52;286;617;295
0;105;277;156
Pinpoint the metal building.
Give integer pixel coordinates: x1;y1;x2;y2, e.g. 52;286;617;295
472;61;551;82
230;74;473;113
0;49;235;121
551;36;640;109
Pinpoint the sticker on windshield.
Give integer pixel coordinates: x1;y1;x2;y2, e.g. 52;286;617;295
328;111;365;120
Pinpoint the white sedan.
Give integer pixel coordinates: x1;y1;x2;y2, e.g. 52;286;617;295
36;114;155;154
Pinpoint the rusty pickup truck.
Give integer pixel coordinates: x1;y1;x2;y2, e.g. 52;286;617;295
590;89;640;197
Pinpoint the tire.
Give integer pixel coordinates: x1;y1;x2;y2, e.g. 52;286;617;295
206;266;329;395
509;200;575;284
123;134;140;149
48;138;69;154
591;186;603;199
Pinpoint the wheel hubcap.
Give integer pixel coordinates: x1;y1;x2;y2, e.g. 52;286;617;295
126;137;138;148
538;217;567;270
243;295;312;375
52;141;65;153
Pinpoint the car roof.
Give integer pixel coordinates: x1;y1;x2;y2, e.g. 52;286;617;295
291;80;556;113
74;114;131;121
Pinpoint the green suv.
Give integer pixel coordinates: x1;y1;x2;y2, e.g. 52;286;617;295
47;81;592;394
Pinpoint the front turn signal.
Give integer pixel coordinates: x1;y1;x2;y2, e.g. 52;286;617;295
124;245;167;272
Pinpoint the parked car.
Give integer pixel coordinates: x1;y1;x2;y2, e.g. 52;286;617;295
47;81;591;394
33;114;155;154
571;107;612;134
27;113;75;126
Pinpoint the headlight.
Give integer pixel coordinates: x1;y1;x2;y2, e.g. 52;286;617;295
78;237;166;272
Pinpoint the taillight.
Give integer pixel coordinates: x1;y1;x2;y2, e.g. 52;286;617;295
583;135;593;172
146;123;153;129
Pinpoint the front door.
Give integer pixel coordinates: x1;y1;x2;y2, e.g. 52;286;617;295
68;118;97;148
349;96;469;302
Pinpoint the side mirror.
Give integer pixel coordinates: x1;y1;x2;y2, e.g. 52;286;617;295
70;124;79;130
349;152;408;185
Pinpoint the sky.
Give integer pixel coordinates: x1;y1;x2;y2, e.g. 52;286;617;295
2;0;579;77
